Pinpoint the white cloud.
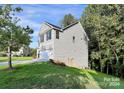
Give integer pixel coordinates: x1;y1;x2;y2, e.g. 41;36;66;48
14;4;87;48
17;16;41;29
16;15;40;48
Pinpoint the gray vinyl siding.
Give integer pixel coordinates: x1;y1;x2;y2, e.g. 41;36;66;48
53;22;88;68
38;22;89;69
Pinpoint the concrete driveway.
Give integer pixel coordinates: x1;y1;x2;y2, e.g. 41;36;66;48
0;59;49;66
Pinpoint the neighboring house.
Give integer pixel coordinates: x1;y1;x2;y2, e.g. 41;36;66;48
12;46;30;56
37;21;89;69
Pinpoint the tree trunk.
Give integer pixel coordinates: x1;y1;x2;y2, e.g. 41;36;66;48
98;41;102;72
8;46;13;69
90;61;93;69
108;42;119;64
106;62;109;74
111;64;114;75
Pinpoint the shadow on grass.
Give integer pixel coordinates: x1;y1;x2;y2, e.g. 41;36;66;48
1;62;124;89
0;62;88;89
34;73;86;89
1;72;87;89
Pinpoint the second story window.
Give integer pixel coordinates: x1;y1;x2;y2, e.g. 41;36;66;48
40;34;44;42
56;31;59;39
46;30;52;41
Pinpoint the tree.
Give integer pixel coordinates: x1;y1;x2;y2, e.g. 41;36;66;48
0;5;33;69
80;5;124;77
60;13;77;27
30;48;37;58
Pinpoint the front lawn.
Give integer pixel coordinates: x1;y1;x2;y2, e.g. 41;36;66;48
0;62;124;89
0;57;33;62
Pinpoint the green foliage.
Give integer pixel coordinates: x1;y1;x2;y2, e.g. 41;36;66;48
0;52;7;57
81;5;124;77
30;48;37;58
60;13;78;27
0;5;33;51
0;5;33;69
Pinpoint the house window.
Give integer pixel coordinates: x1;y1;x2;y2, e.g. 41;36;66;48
40;34;44;42
56;31;59;39
73;36;75;43
46;30;52;41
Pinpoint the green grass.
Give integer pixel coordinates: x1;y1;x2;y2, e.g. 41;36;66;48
0;62;124;89
0;57;32;62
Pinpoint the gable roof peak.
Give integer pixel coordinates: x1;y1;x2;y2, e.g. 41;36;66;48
44;21;80;31
62;21;79;30
44;21;62;31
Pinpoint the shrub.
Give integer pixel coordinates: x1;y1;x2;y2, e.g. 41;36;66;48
50;59;66;66
32;54;36;59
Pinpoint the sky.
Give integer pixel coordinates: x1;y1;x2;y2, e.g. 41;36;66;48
14;4;87;48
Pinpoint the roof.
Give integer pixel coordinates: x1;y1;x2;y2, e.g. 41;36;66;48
62;21;79;30
45;21;61;29
45;21;62;31
41;21;89;41
44;21;79;31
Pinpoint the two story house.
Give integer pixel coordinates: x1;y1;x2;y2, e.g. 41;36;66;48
37;21;89;69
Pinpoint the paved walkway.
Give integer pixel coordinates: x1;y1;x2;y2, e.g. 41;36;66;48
0;59;48;66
